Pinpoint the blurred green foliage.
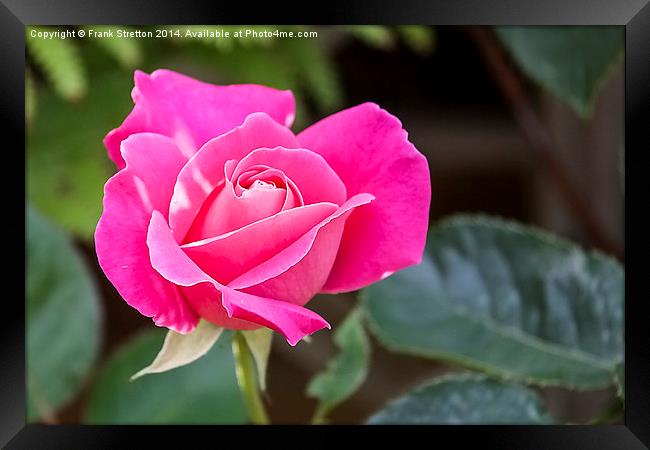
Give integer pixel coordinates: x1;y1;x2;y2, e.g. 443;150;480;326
84;25;143;69
307;308;370;423
495;26;623;118
84;329;246;424
615;362;624;401
27;27;87;102
27;69;132;237
347;25;436;55
396;25;437;55
27;206;101;422
347;25;396;49
25;68;36;127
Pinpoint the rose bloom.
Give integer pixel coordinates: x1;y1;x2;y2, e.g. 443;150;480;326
95;69;430;345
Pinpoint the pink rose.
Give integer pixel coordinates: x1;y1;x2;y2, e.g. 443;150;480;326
95;69;431;345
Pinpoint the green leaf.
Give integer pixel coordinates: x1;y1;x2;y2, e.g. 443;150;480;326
26;27;87;102
362;215;623;389
307;308;370;423
85;329;247;424
27;69;133;238
27;206;101;421
367;374;553;424
495;26;623;118
131;320;223;381
85;26;142;68
241;328;273;391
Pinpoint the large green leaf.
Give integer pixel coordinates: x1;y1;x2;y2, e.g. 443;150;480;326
362;215;623;389
27;69;133;238
84;329;247;424
367;374;552;424
307;308;370;423
27;206;101;421
495;26;623;118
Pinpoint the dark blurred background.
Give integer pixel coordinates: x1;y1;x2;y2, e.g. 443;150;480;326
26;25;624;424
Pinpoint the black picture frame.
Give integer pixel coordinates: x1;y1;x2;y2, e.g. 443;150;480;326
5;1;649;448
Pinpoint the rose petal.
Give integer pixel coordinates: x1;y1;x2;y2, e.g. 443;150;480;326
147;211;330;346
184;173;285;242
221;289;330;347
240;167;303;210
95;133;198;333
182;203;338;284
179;283;260;331
185;162;303;242
231;194;375;301
168;112;300;243
232;146;347;206
104;69;295;169
298;103;431;293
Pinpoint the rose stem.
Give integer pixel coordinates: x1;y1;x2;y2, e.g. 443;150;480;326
232;331;270;425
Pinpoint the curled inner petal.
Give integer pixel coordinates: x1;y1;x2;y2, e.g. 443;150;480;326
168;112;301;243
184;160;304;242
232;146;347;206
234;165;303;210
